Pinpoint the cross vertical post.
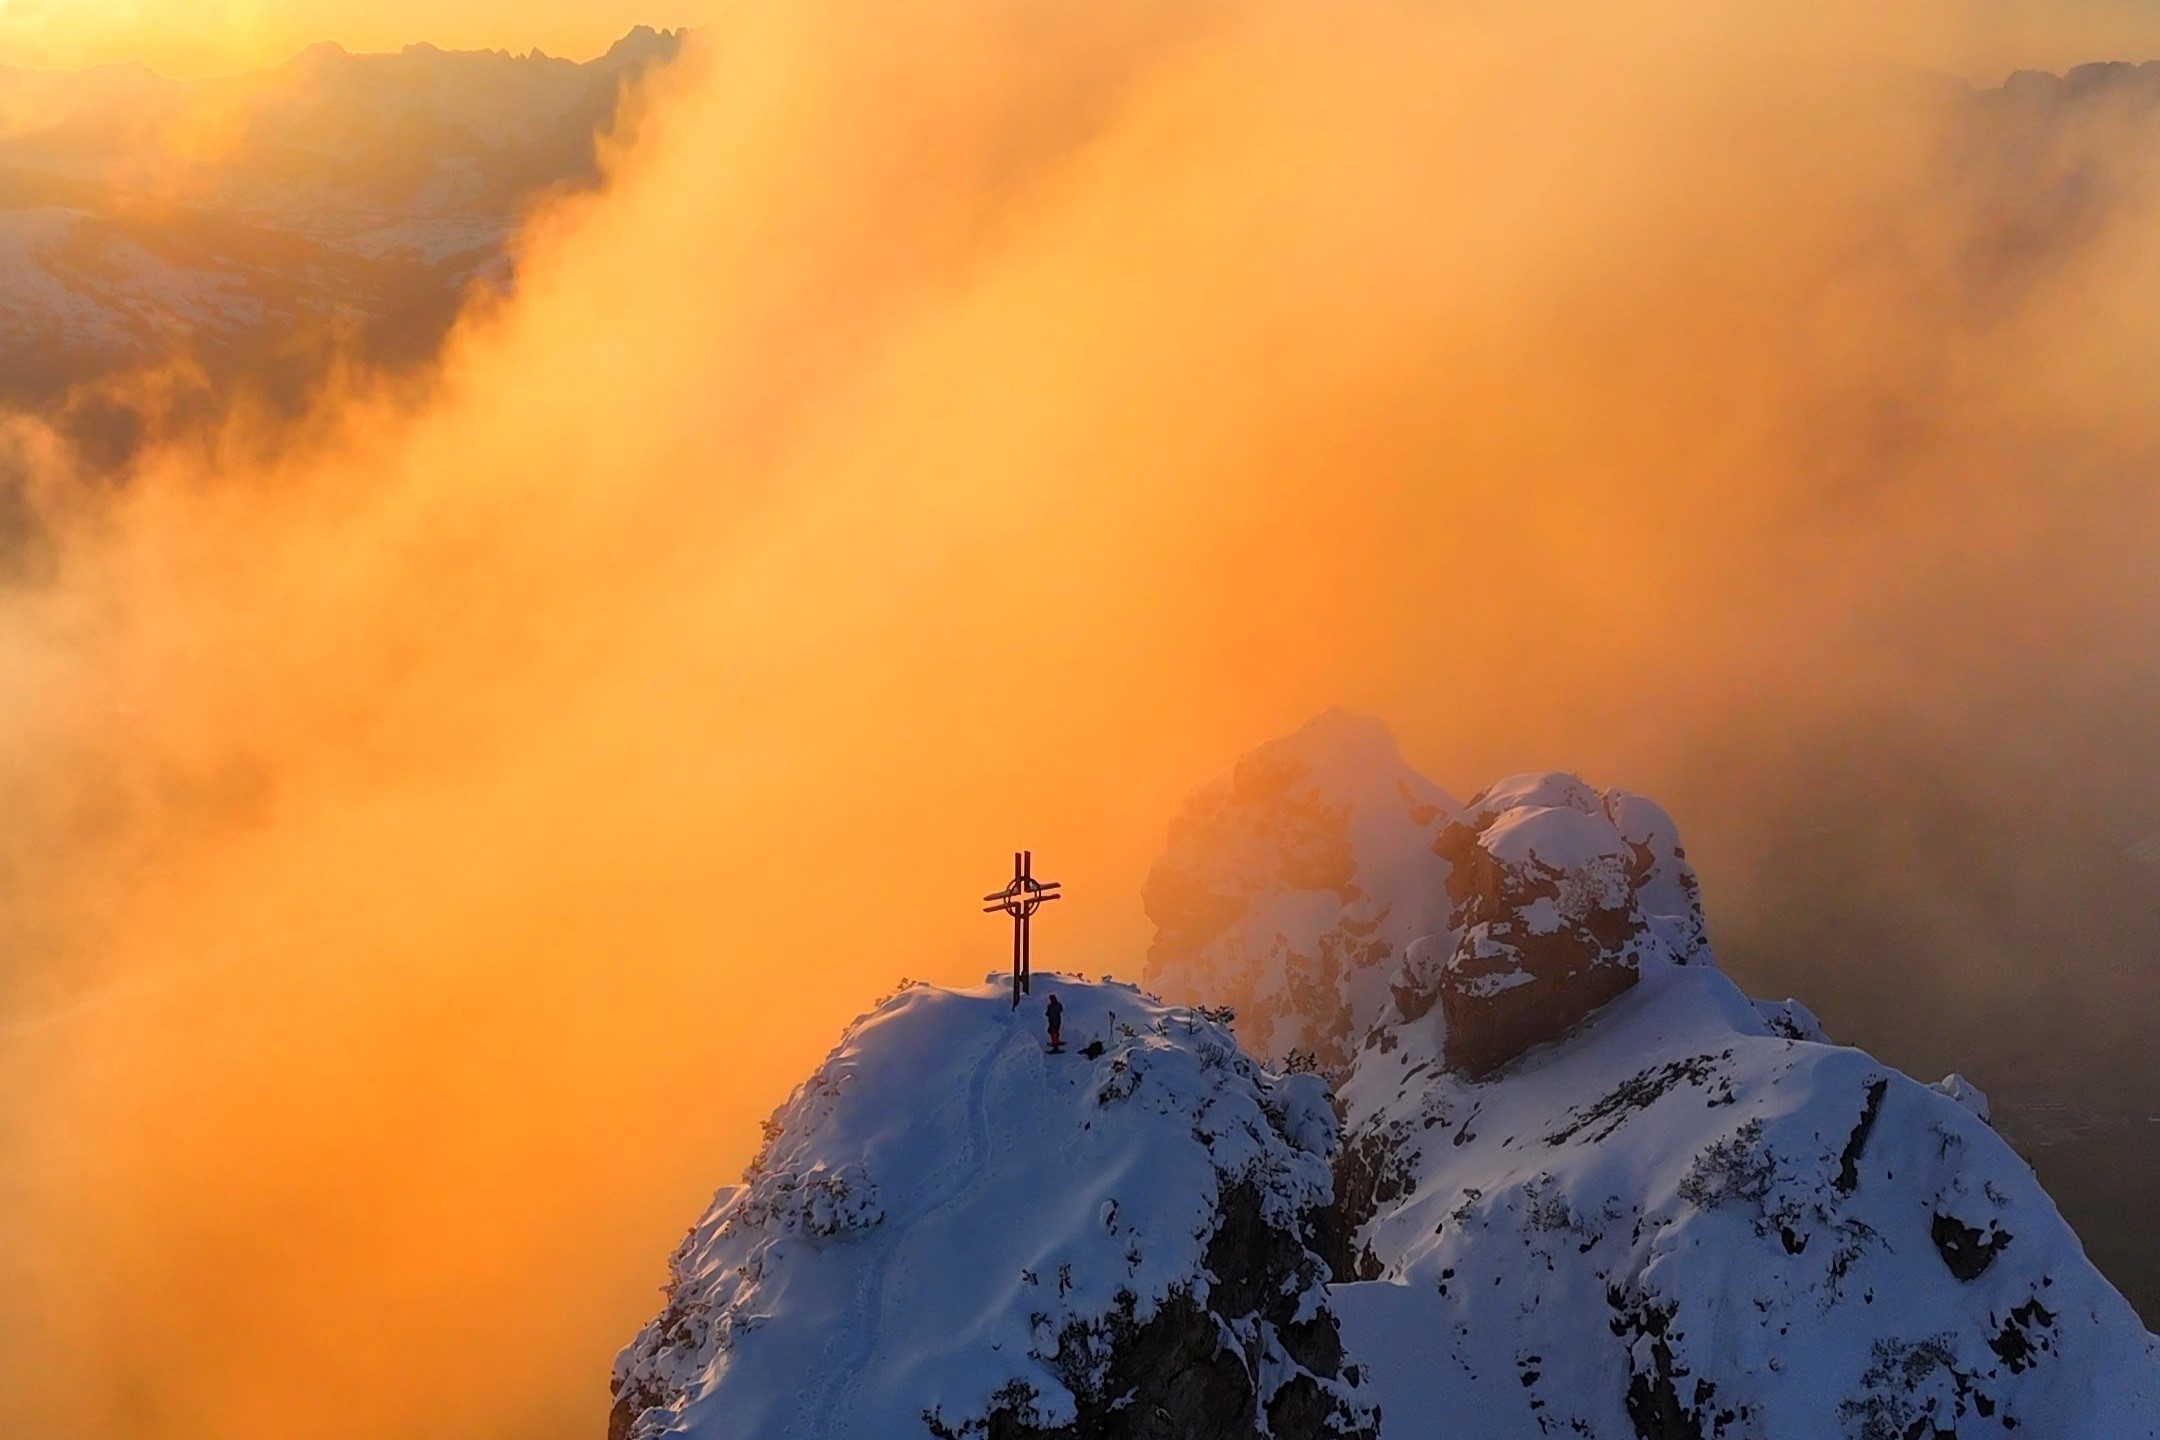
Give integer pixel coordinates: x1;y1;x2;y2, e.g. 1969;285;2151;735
983;851;1062;1010
1012;851;1025;1002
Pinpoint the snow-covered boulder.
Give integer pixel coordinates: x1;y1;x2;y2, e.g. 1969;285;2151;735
1141;709;1458;1073
1419;774;1710;1078
610;978;1376;1440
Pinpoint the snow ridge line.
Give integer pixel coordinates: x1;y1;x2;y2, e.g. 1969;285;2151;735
792;1012;1020;1439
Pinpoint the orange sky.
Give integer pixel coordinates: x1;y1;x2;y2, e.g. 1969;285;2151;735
4;0;2160;78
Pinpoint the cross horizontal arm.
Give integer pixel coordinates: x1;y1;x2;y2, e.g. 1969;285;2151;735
982;891;1062;913
981;882;1062;903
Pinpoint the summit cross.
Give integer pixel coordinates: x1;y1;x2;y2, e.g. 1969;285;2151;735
983;851;1061;1009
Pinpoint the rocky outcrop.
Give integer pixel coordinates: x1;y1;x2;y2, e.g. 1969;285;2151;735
1143;719;1710;1083
1428;779;1655;1075
1371;772;1710;1078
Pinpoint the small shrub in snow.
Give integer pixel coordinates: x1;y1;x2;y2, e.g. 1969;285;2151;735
870;976;925;1009
740;1161;883;1242
1836;1335;1972;1440
1679;1121;1776;1210
1265;1071;1339;1160
1523;1176;1575;1234
1096;1057;1141;1106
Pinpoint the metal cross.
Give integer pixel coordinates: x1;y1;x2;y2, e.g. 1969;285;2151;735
983;850;1061;1009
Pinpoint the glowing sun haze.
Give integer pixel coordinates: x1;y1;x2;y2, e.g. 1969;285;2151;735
1;1;2159;1440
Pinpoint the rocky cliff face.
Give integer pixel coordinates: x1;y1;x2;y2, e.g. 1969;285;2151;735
610;979;1375;1440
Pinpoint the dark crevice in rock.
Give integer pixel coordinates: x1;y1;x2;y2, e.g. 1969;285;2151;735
1836;1078;1889;1194
1321;1122;1415;1282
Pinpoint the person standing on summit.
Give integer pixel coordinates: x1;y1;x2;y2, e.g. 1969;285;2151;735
1045;993;1064;1052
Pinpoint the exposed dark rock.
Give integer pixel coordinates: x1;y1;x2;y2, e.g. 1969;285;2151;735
1932;1212;2014;1282
1424;782;1681;1078
1989;1298;2058;1374
926;1181;1377;1440
1440;918;1640;1079
1390;976;1441;1023
1321;1120;1417;1281
1544;1054;1734;1147
1606;1291;1744;1440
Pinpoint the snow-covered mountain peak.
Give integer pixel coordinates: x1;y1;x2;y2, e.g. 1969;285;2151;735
610;977;1376;1440
1140;713;2160;1436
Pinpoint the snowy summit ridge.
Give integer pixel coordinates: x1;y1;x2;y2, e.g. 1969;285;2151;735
611;978;1374;1440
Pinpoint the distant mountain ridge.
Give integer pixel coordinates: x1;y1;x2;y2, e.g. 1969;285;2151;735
0;25;687;465
0;41;2152;481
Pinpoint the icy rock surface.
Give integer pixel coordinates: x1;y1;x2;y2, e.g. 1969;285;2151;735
1145;713;2160;1437
609;978;1375;1440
